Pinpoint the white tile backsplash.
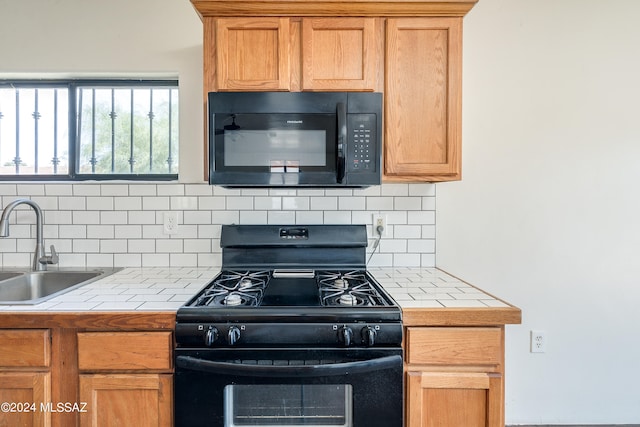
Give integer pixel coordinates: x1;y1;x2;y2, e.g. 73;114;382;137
0;183;437;268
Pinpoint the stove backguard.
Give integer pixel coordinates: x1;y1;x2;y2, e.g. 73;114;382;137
220;224;368;270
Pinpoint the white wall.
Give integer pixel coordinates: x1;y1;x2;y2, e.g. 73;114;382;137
437;0;640;424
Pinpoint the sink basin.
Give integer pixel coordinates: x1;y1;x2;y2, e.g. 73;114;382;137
0;271;23;281
0;269;120;305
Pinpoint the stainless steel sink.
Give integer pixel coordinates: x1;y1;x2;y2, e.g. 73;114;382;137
0;271;23;281
0;269;121;305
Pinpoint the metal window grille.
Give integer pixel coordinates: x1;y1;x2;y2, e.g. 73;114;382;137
0;80;178;180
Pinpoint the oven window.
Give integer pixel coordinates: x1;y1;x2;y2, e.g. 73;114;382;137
212;113;337;174
224;384;353;427
224;130;326;167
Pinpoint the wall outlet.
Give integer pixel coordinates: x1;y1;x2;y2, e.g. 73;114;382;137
372;214;387;236
163;212;179;235
530;330;547;353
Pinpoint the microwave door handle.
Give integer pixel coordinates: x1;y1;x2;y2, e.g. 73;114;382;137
176;355;401;378
336;102;347;183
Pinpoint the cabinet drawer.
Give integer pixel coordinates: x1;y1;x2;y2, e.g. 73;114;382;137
406;327;502;366
77;332;172;371
0;329;50;368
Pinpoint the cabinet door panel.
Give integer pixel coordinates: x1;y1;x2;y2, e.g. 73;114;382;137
216;17;291;91
0;372;51;427
407;327;502;366
79;374;171;427
407;371;502;427
302;18;379;91
77;332;172;371
385;18;462;181
0;329;50;368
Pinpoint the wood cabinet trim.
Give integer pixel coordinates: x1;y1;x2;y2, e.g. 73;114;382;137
191;1;479;18
417;371;491;389
402;306;522;326
0;312;176;329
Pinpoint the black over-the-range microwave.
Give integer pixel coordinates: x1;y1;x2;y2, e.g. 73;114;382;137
208;91;382;187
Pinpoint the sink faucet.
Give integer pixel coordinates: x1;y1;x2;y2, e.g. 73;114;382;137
0;199;58;271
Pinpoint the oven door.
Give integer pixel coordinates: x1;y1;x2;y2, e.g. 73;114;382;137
175;348;402;427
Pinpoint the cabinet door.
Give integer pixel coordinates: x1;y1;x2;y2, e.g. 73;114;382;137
0;372;51;427
77;331;172;371
407;371;502;427
385;18;462;181
215;17;291;91
0;329;50;368
302;18;379;91
79;374;171;427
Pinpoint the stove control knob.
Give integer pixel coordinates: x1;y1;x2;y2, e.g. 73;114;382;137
338;326;353;347
204;326;219;347
361;326;377;347
227;326;241;345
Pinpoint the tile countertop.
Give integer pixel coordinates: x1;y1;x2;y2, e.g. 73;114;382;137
0;267;518;315
0;267;218;312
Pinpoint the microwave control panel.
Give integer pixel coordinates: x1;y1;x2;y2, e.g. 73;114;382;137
348;114;377;172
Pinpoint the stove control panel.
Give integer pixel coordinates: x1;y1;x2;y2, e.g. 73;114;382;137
279;227;308;239
175;322;402;348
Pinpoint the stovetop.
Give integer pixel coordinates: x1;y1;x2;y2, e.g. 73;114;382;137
177;268;401;323
186;269;395;309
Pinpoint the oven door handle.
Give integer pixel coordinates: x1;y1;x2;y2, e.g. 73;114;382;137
176;354;401;378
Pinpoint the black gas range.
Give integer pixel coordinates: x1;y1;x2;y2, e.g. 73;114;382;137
174;224;403;427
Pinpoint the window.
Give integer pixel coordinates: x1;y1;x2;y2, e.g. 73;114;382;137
0;80;179;180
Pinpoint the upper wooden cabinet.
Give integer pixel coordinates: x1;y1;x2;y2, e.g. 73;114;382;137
192;0;477;182
213;17;292;91
384;18;462;181
302;18;380;91
207;17;380;92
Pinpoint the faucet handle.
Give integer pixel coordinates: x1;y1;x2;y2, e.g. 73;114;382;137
40;245;59;265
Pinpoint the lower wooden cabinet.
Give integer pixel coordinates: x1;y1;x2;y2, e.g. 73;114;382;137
0;372;51;427
78;374;172;427
0;329;51;427
0;317;176;427
405;327;506;427
407;371;502;427
77;331;173;427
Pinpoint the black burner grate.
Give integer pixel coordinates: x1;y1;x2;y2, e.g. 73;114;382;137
316;270;388;307
193;270;271;307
